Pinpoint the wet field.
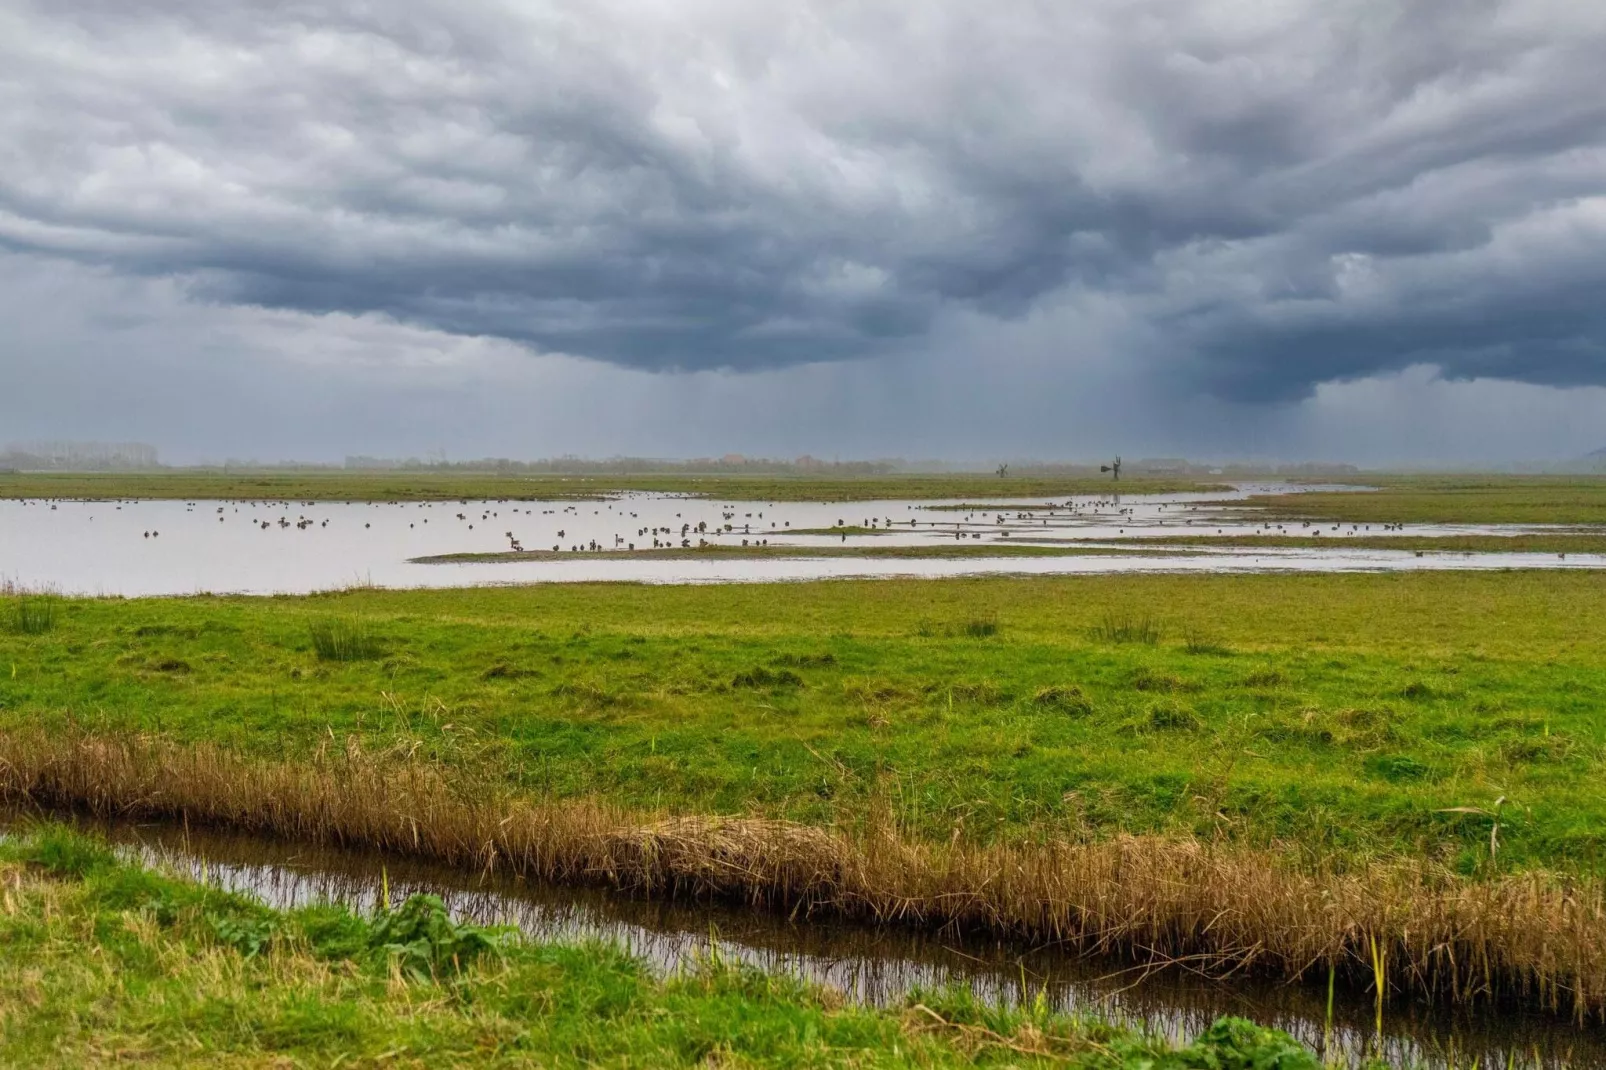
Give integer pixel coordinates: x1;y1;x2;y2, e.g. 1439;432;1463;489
3;483;1602;596
6;811;1592;1070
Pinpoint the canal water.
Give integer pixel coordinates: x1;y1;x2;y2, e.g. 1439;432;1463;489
7;811;1597;1069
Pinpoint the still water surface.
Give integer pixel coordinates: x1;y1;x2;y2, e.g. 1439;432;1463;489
2;484;1600;596
9;813;1595;1070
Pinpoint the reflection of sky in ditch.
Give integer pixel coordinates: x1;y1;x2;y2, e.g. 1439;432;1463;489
1;484;1601;596
102;826;1601;1070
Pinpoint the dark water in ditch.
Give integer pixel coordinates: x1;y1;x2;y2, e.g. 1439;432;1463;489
7;811;1602;1069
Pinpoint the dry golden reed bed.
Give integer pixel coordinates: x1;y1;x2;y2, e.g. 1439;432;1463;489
2;729;1603;1021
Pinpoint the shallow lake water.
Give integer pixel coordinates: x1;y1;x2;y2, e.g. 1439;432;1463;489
7;812;1597;1069
2;483;1600;597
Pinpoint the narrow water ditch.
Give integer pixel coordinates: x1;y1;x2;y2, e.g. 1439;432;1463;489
5;808;1600;1068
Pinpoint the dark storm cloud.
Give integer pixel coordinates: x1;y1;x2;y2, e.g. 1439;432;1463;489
2;0;1605;396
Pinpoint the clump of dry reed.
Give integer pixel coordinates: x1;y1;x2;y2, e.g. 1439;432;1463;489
1;727;1602;1021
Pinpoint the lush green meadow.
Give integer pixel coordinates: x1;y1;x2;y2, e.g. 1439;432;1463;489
1114;533;1606;555
6;571;1606;874
1244;476;1606;526
0;824;1318;1069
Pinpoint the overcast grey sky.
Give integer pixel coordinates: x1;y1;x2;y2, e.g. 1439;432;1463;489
3;0;1605;464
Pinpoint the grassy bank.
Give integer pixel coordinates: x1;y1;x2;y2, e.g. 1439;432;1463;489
0;471;1217;503
6;572;1606;1016
0;824;1321;1069
1243;477;1606;526
4;733;1604;1023
4;573;1605;871
1109;533;1606;555
419;533;1606;563
411;543;1161;563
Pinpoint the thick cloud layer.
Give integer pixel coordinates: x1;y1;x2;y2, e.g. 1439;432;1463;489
3;0;1605;400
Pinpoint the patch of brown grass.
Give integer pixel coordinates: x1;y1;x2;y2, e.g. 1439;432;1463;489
2;728;1603;1020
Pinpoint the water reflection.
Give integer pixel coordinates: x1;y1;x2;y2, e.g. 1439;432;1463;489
1;484;1601;597
25;814;1601;1070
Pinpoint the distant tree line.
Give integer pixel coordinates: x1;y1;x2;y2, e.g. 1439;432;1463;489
339;454;898;476
1;441;159;470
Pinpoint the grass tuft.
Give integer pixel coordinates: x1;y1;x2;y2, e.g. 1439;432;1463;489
15;823;119;877
960;615;999;638
1090;612;1160;645
307;617;381;662
731;666;805;689
771;652;837;668
1031;685;1093;716
1130;667;1193;693
1146;702;1202;732
4;592;59;636
1182;628;1234;656
915;616;1000;639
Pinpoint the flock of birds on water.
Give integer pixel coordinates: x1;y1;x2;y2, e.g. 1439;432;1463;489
4;493;1514;563
3;488;1592;585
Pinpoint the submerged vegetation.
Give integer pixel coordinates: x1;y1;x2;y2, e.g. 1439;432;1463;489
0;822;1326;1068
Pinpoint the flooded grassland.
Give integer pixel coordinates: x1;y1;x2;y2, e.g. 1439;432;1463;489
4;482;1606;596
5;476;1606;1064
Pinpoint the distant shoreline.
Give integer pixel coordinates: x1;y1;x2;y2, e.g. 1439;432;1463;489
0;471;1228;503
410;543;1174;564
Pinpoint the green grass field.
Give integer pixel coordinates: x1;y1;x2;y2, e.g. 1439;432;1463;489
6;571;1605;875
0;824;1318;1069
1111;533;1606;555
1244;476;1606;526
